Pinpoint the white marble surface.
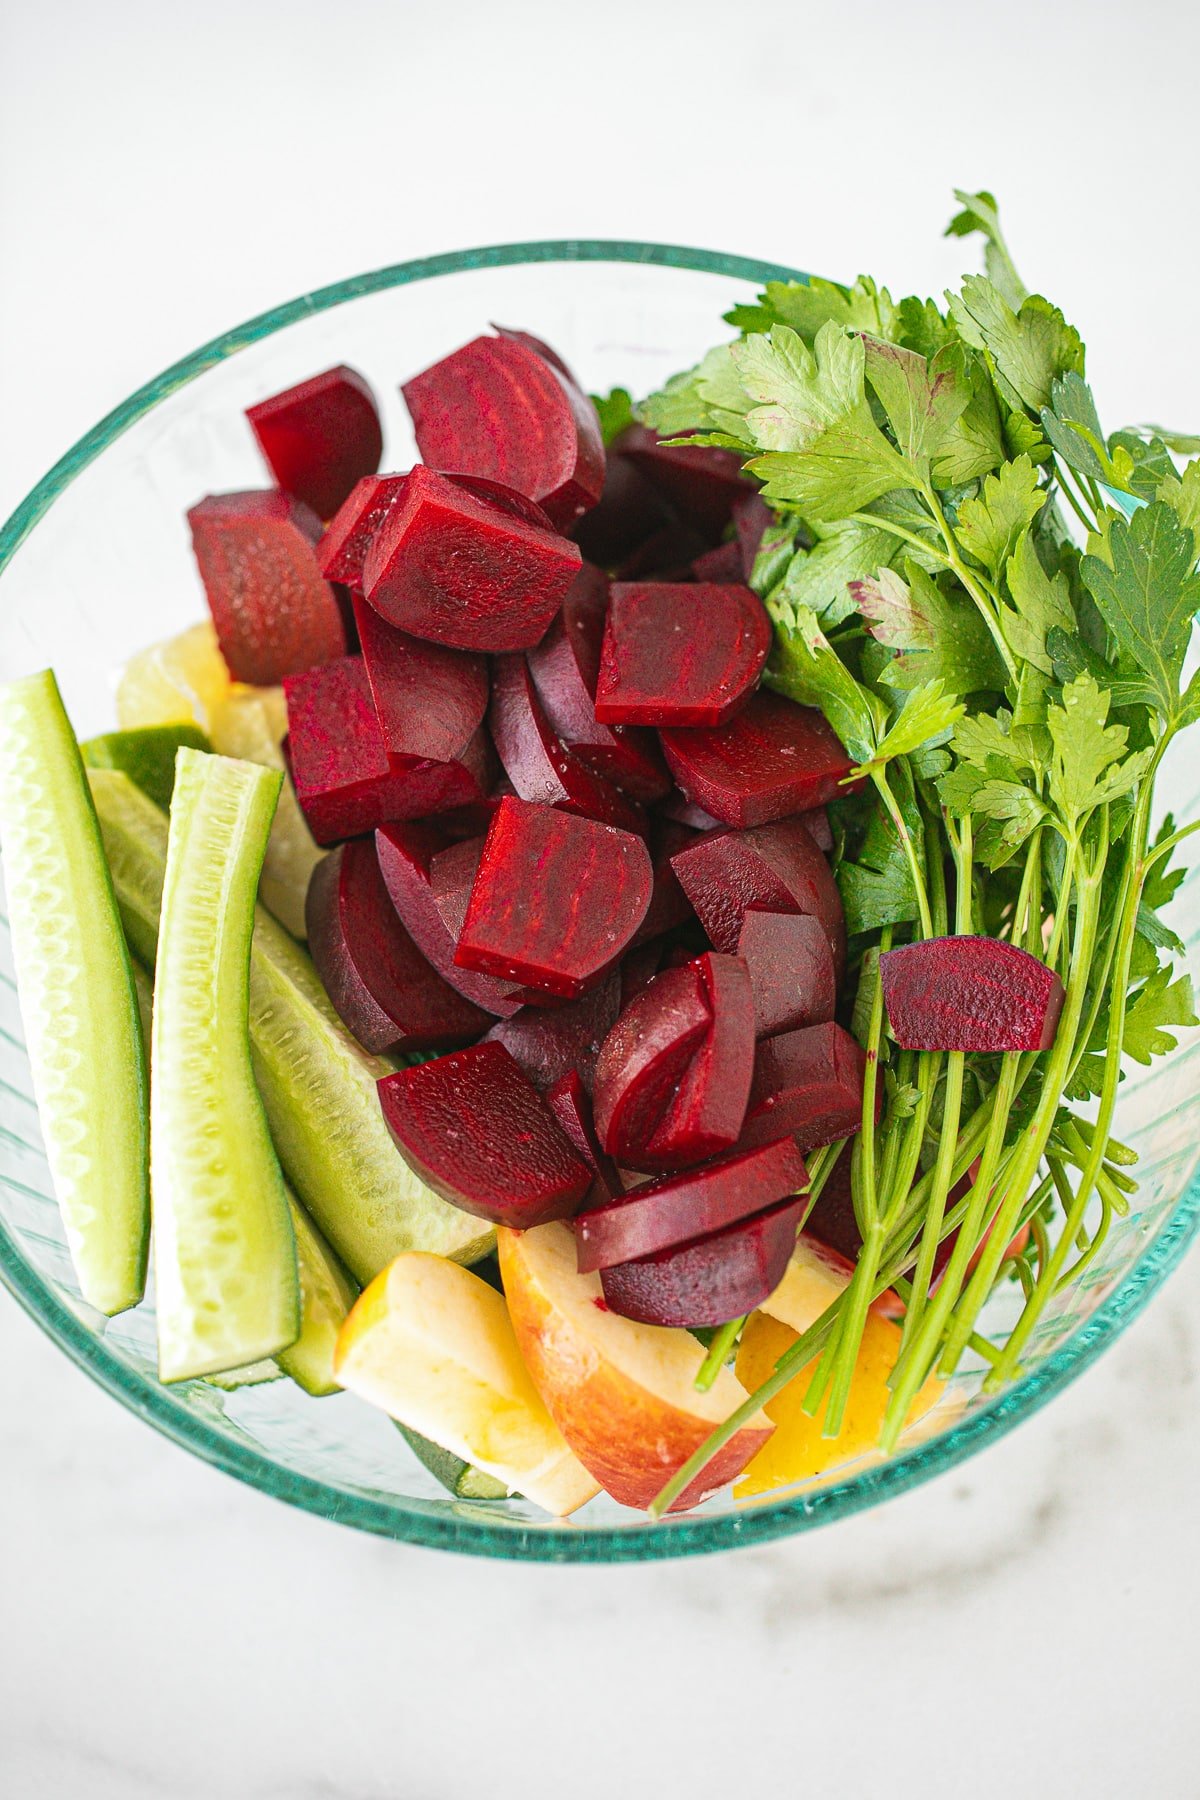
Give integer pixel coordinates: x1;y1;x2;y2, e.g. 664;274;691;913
4;2;1200;1794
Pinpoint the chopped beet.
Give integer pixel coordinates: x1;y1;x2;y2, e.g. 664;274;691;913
641;953;755;1170
613;521;711;581
247;365;383;520
362;465;581;651
188;490;346;685
659;790;723;832
485;973;621;1094
596;582;770;728
283;656;492;845
592;962;712;1163
455;797;652;1000
305;840;489;1054
576;1137;807;1273
544;1070;621;1203
659;690;858;829
614;424;750;537
798;806;833;853
737;910;837;1039
599;1194;804;1327
630;817;699;946
377;1043;591;1227
316;474;407;588
690;541;745;583
880;936;1066;1053
401;332;604;528
374;821;522;1015
619;939;667;1011
732;491;775;578
526;565;671;802
671;816;846;982
488;653;646;834
490;323;580;387
740;1022;872;1153
572;451;675;567
352;594;487;765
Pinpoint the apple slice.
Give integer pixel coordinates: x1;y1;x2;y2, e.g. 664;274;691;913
489;654;646;835
659;690;857;829
352;594;488;765
484;973;620;1093
740;1022;871;1153
596;582;771;727
317;473;408;588
497;1221;772;1510
247;365;383;520
671;815;846;982
188;490;347;685
334;1253;598;1516
375;821;522;1017
592;961;712;1163
737;910;837;1038
600;1194;804;1328
641;952;755;1169
378;1042;591;1227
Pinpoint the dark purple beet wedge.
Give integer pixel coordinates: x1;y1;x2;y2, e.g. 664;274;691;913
305;839;490;1054
455;797;652;1000
402;332;605;528
659;690;858;829
798;806;833;853
352;595;488;765
545;1070;622;1210
599;1194;805;1327
488;654;646;834
671;816;846;981
595;581;771;728
737;910;837;1039
732;491;774;578
880;936;1065;1052
317;474;408;588
188;490;346;685
247;365;383;520
374;822;522;1016
690;542;745;583
485;973;621;1093
630;818;699;947
614;424;750;537
572;449;675;567
740;1022;872;1153
641;953;755;1170
377;1043;592;1227
592;962;712;1164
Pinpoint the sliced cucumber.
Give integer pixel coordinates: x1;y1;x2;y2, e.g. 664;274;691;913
0;670;149;1315
206;1359;286;1391
397;1424;508;1501
152;749;299;1381
81;724;212;812
89;769;494;1283
277;1188;358;1396
207;686;323;939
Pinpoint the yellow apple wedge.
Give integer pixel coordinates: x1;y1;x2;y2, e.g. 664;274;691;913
497;1222;773;1512
334;1252;599;1517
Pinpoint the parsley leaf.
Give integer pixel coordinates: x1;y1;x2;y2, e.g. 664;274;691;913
1039;373;1110;485
948;277;1084;416
1081;502;1200;724
726;275;898;344
772;517;902;626
853;562;1006;695
591;387;635;446
866;681;965;769
1046;675;1154;830
861;338;970;466
1157;459;1200;540
945;189;1027;310
956;454;1045;575
1123;969;1199;1064
931;352;1007;486
1002;527;1076;675
765;598;885;763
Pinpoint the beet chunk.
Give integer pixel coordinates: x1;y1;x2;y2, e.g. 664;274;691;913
671;816;846;982
526;565;671;803
659;791;723;832
283;656;492;845
545;1071;622;1211
600;1194;804;1327
690;542;745;583
247;365;383;520
489;653;645;834
619;939;667;1011
613;520;710;581
797;806;833;853
317;474;408;588
402;332;604;528
572;450;675;567
352;594;487;765
484;974;620;1094
593;962;712;1163
576;1136;808;1273
305;840;489;1054
880;936;1065;1052
362;465;581;651
375;821;521;1016
596;582;770;728
732;491;775;578
737;910;837;1039
615;425;750;537
456;798;652;1000
740;1022;871;1153
641;953;755;1170
188;491;346;685
377;1043;592;1227
660;690;857;830
630;817;700;947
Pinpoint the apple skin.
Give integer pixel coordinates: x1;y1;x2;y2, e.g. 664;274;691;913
497;1222;772;1512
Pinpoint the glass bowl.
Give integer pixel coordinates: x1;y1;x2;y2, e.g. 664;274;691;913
2;243;1198;1563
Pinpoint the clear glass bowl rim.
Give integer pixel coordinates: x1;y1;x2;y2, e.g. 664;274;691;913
2;237;1198;1563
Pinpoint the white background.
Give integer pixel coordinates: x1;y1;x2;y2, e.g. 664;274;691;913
3;2;1200;1794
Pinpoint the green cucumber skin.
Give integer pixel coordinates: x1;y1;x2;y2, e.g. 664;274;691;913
89;770;494;1283
0;671;149;1315
152;750;299;1381
397;1423;508;1501
81;724;211;812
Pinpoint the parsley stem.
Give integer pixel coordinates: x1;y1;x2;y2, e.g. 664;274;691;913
872;767;932;936
1053;461;1097;535
693;1315;745;1393
1142;814;1200;869
921;484;1019;681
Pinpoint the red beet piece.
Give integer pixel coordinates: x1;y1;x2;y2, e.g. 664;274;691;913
659;791;723;832
592;962;712;1163
352;594;487;765
671;816;846;982
737;910;837;1039
613;520;710;581
247;365;383;521
880;936;1065;1053
455;797;652;1001
491;323;579;387
485;973;620;1094
740;1022;871;1154
641;953;755;1170
689;540;745;582
377;1043;591;1227
619;939;667;1011
488;654;645;835
427;834;573;1016
317;474;407;588
732;491;774;578
545;1070;622;1209
596;581;770;728
188;491;346;685
660;690;857;830
576;1136;807;1273
630;817;698;947
572;450;674;567
798;806;833;853
375;822;521;1016
615;424;750;538
527;565;671;803
284;657;491;845
402;332;604;529
305;840;489;1054
362;465;581;651
600;1193;804;1327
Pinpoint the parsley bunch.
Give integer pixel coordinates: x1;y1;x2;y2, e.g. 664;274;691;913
642;192;1200;1517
